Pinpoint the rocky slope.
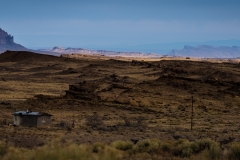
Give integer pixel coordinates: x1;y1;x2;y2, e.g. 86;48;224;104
0;28;26;52
0;50;63;62
169;45;240;58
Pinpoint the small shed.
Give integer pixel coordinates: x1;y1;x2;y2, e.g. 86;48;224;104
13;110;52;127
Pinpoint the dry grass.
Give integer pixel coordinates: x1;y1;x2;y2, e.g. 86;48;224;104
2;138;240;160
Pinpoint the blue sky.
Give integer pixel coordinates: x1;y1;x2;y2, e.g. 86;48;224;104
1;0;240;53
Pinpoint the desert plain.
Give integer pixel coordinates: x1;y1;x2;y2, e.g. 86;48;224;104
0;51;240;159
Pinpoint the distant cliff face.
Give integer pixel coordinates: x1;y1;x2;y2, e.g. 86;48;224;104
0;28;14;44
0;28;26;52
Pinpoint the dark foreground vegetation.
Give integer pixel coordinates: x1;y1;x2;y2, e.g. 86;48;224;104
1;138;240;160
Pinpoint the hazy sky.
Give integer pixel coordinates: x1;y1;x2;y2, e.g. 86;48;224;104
1;0;240;50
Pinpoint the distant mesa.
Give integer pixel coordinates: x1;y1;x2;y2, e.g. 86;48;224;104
169;45;240;58
39;46;162;58
40;46;85;54
0;28;26;53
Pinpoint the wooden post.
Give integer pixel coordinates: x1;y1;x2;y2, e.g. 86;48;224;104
191;96;194;130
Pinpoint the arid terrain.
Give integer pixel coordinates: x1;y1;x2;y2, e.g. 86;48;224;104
1;50;240;154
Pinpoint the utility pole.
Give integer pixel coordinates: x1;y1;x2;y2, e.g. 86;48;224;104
191;96;194;130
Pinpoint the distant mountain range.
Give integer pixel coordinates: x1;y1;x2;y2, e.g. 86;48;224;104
0;28;26;52
169;45;240;58
104;39;240;54
39;46;161;58
39;45;240;58
1;28;240;58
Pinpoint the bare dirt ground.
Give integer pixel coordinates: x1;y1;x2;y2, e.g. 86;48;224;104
0;51;240;149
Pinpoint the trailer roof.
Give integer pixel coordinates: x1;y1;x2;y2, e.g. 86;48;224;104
13;111;52;116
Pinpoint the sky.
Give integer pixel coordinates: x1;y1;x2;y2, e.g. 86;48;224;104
1;0;240;53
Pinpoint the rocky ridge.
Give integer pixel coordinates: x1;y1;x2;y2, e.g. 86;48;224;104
0;28;26;52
